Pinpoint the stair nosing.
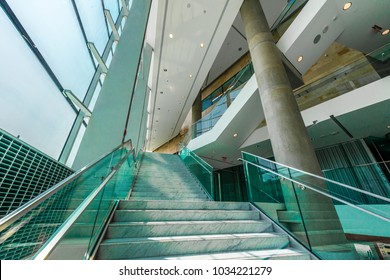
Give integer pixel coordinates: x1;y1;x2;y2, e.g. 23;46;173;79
101;232;287;245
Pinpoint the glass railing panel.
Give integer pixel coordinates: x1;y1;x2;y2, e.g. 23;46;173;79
243;152;390;220
323;162;390;199
271;0;308;42
295;42;390;111
199;63;254;125
0;144;128;260
193;82;246;138
40;148;136;260
179;147;214;200
242;152;310;249
242;152;390;260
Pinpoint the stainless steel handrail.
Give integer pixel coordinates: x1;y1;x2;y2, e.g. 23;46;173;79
239;157;390;223
33;148;133;260
241;151;390;203
0;139;132;232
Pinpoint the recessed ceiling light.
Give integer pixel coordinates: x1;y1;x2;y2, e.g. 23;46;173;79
169;33;174;38
189;74;193;78
233;133;238;137
343;2;352;10
382;29;390;36
297;55;303;62
200;43;205;48
387;125;390;129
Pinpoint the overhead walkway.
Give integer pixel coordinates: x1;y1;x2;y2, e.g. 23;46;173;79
187;43;390;169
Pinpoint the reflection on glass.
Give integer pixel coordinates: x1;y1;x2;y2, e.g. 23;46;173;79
75;0;109;56
8;0;95;100
179;147;214;199
242;152;390;260
0;9;76;159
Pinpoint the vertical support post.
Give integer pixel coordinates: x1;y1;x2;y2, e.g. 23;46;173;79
104;9;120;42
240;0;347;248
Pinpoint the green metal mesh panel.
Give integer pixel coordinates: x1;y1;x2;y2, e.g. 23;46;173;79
0;130;74;218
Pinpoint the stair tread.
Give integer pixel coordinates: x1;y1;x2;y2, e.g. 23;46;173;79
137;248;310;260
101;232;287;244
109;220;269;226
116;209;257;213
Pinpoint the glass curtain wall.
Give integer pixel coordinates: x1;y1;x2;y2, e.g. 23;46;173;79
0;0;130;163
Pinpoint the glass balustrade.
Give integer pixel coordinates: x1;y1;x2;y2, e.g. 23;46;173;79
193;42;390;142
34;147;140;260
0;141;136;260
179;146;214;200
242;151;390;260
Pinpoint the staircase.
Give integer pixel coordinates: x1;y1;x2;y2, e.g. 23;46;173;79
95;152;311;260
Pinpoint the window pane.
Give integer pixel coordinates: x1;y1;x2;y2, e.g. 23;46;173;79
104;0;120;23
8;0;95;100
0;10;76;159
75;0;108;56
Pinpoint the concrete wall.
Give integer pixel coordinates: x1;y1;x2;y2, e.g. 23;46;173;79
73;0;151;169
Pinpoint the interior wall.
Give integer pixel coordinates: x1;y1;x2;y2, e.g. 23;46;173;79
73;0;152;169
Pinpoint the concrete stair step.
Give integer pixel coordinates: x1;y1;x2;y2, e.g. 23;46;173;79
135;179;199;187
97;233;289;259
127;197;207;201
132;185;203;193
130;191;205;199
117;200;251;211
138;248;311;260
113;209;260;222
106;220;273;238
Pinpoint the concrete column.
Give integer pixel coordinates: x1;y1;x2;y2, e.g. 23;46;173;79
240;0;321;175
240;0;349;250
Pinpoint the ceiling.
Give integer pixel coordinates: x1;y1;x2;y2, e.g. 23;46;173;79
146;0;244;151
145;0;390;154
146;0;292;151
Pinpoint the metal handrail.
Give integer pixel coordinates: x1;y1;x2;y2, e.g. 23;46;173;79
189;152;213;174
0;139;132;232
239;157;390;223
33;148;133;260
322;160;390;170
241;151;390;203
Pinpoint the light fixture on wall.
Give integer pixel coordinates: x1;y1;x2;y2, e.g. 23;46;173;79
343;2;352;10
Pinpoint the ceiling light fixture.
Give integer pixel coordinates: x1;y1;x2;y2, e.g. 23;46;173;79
189;74;193;78
343;2;352;10
297;55;303;62
233;133;238;137
372;25;390;36
200;43;205;48
169;33;174;38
